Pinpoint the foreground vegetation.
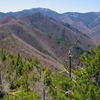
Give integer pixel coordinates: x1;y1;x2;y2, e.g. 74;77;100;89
45;45;100;100
0;45;100;100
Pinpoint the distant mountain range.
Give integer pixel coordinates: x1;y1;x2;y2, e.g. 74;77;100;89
0;8;100;43
0;8;61;19
0;8;98;68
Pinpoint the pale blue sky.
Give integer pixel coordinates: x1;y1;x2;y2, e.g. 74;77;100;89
0;0;100;13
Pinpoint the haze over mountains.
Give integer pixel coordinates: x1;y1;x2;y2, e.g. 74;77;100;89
0;8;98;68
0;8;100;43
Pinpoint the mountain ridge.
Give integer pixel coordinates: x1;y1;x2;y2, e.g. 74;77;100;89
0;8;100;42
0;12;97;69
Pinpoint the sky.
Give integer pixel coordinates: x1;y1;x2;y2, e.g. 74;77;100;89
0;0;100;13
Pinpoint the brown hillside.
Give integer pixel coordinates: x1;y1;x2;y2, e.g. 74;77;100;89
0;14;97;68
20;13;96;47
0;29;62;71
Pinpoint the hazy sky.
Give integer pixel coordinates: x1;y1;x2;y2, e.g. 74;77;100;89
0;0;100;13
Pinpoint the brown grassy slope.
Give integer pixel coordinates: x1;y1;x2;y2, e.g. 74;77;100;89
0;14;97;67
0;17;63;71
20;13;96;48
20;12;79;41
59;15;90;35
3;19;59;61
0;30;62;71
19;13;97;66
22;13;96;43
59;14;100;43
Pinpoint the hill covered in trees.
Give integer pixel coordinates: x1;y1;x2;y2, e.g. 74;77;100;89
0;45;100;100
